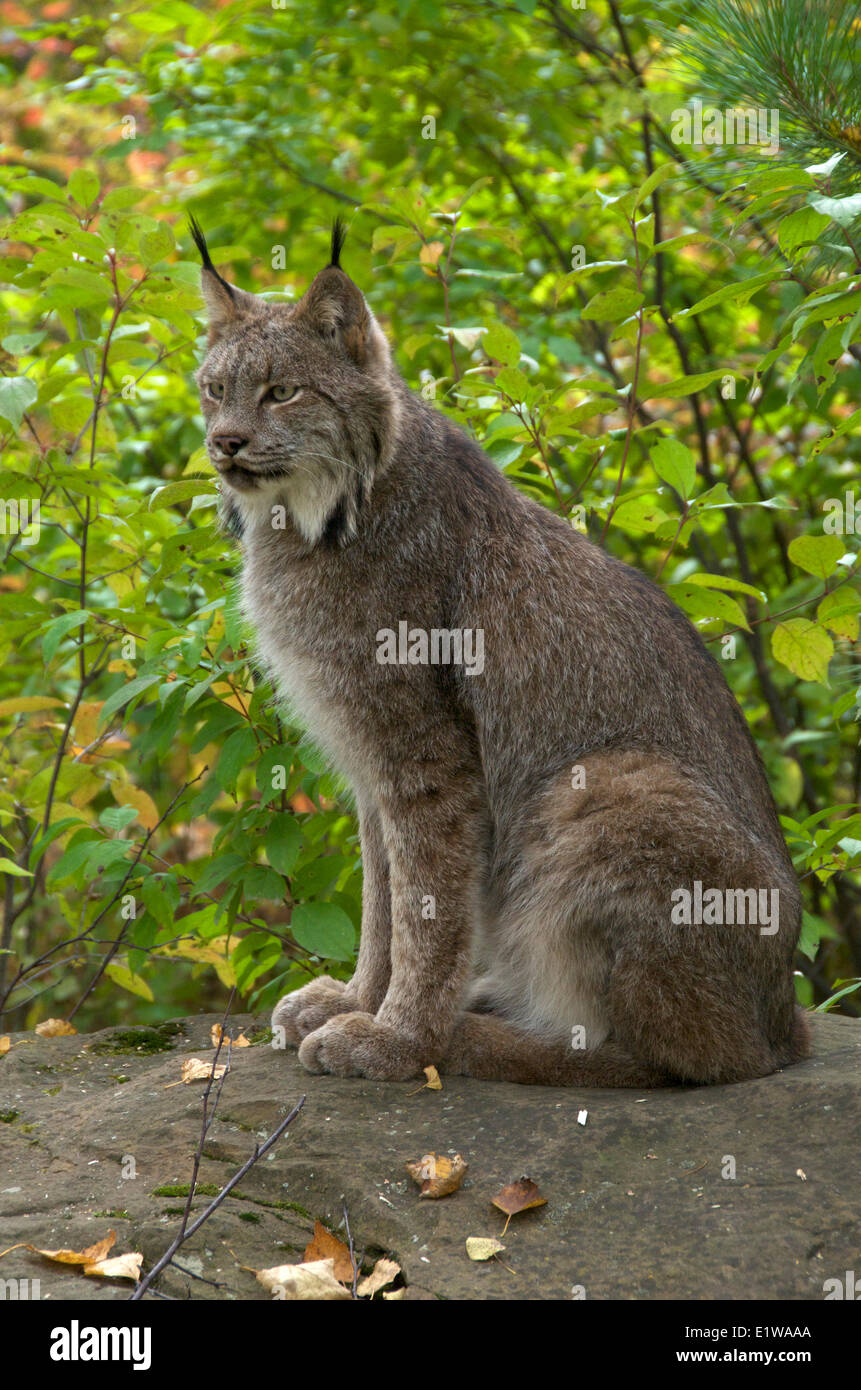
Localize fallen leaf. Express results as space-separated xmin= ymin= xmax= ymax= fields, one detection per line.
xmin=83 ymin=1252 xmax=143 ymax=1281
xmin=302 ymin=1221 xmax=354 ymax=1284
xmin=405 ymin=1151 xmax=468 ymax=1198
xmin=796 ymin=1168 xmax=807 ymax=1181
xmin=256 ymin=1258 xmax=351 ymax=1301
xmin=173 ymin=1057 xmax=227 ymax=1085
xmin=466 ymin=1236 xmax=506 ymax=1262
xmin=35 ymin=1018 xmax=77 ymax=1037
xmin=407 ymin=1064 xmax=443 ymax=1096
xmin=382 ymin=1287 xmax=405 ymax=1300
xmin=356 ymin=1257 xmax=401 ymax=1297
xmin=0 ymin=1230 xmax=116 ymax=1265
xmin=491 ymin=1176 xmax=547 ymax=1235
xmin=210 ymin=1023 xmax=251 ymax=1049
xmin=0 ymin=1036 xmax=10 ymax=1055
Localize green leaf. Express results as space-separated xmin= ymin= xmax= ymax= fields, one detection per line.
xmin=43 ymin=610 xmax=89 ymax=665
xmin=772 ymin=620 xmax=833 ymax=685
xmin=650 ymin=438 xmax=696 ymax=499
xmin=683 ymin=573 xmax=766 ymax=602
xmin=98 ymin=674 xmax=162 ymax=727
xmin=265 ymin=816 xmax=302 ymax=877
xmin=631 ymin=162 xmax=676 ymax=212
xmin=675 ymin=272 xmax=776 ymax=319
xmin=778 ymin=207 xmax=831 ymax=255
xmin=244 ymin=865 xmax=286 ymax=901
xmin=668 ymin=585 xmax=750 ymax=631
xmin=581 ymin=286 xmax=643 ymax=322
xmin=149 ymin=479 xmax=217 ymax=510
xmin=787 ymin=534 xmax=846 ymax=579
xmin=0 ymin=858 xmax=33 ymax=877
xmin=610 ymin=496 xmax=669 ymax=535
xmin=482 ymin=322 xmax=520 ymax=367
xmin=1 ymin=331 xmax=47 ymax=356
xmin=0 ymin=376 xmax=38 ymax=430
xmin=290 ymin=902 xmax=355 ymax=961
xmin=68 ymin=168 xmax=100 ymax=208
xmin=645 ymin=370 xmax=735 ymax=399
xmin=99 ymin=806 xmax=139 ymax=831
xmin=216 ymin=728 xmax=258 ymax=791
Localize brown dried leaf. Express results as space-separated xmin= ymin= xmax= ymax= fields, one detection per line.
xmin=83 ymin=1252 xmax=143 ymax=1282
xmin=356 ymin=1257 xmax=401 ymax=1298
xmin=491 ymin=1177 xmax=547 ymax=1234
xmin=179 ymin=1057 xmax=226 ymax=1084
xmin=210 ymin=1023 xmax=251 ymax=1048
xmin=302 ymin=1221 xmax=354 ymax=1284
xmin=256 ymin=1258 xmax=351 ymax=1301
xmin=405 ymin=1151 xmax=468 ymax=1198
xmin=35 ymin=1018 xmax=77 ymax=1037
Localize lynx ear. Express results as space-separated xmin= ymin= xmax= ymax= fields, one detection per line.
xmin=294 ymin=218 xmax=387 ymax=369
xmin=189 ymin=216 xmax=261 ymax=342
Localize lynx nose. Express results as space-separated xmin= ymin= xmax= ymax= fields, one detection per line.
xmin=211 ymin=434 xmax=248 ymax=459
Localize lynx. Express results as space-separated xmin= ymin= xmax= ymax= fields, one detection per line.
xmin=192 ymin=216 xmax=809 ymax=1086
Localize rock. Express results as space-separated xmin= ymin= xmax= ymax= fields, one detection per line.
xmin=0 ymin=1012 xmax=858 ymax=1300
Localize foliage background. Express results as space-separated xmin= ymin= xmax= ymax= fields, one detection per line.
xmin=0 ymin=0 xmax=859 ymax=1033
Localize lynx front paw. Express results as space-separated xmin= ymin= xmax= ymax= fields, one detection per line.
xmin=271 ymin=978 xmax=357 ymax=1046
xmin=297 ymin=1012 xmax=427 ymax=1081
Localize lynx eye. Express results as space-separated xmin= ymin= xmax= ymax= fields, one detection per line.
xmin=268 ymin=385 xmax=299 ymax=403
xmin=206 ymin=381 xmax=224 ymax=400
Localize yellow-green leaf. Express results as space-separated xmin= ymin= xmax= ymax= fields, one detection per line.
xmin=788 ymin=534 xmax=846 ymax=579
xmin=772 ymin=619 xmax=833 ymax=685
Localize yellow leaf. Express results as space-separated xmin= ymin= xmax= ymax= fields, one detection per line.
xmin=35 ymin=1018 xmax=77 ymax=1037
xmin=466 ymin=1236 xmax=506 ymax=1261
xmin=105 ymin=963 xmax=154 ymax=1001
xmin=419 ymin=241 xmax=445 ymax=268
xmin=111 ymin=780 xmax=159 ymax=830
xmin=0 ymin=1230 xmax=116 ymax=1265
xmin=0 ymin=697 xmax=65 ymax=716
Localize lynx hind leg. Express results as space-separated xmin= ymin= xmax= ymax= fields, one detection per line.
xmin=461 ymin=750 xmax=801 ymax=1088
xmin=272 ymin=977 xmax=357 ymax=1046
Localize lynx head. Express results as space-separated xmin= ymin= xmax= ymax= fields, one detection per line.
xmin=191 ymin=216 xmax=402 ymax=545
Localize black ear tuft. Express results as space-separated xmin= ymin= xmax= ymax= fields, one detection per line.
xmin=329 ymin=216 xmax=347 ymax=269
xmin=189 ymin=215 xmax=235 ymax=301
